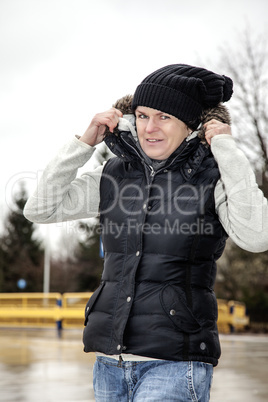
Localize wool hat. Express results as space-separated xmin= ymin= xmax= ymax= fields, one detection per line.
xmin=132 ymin=64 xmax=233 ymax=127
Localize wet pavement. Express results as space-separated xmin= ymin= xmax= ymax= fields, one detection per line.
xmin=211 ymin=334 xmax=268 ymax=401
xmin=0 ymin=328 xmax=267 ymax=401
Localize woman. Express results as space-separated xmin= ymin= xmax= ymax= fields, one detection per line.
xmin=24 ymin=64 xmax=268 ymax=401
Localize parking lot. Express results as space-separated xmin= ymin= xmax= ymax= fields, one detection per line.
xmin=0 ymin=329 xmax=267 ymax=401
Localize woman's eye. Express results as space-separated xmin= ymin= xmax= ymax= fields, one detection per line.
xmin=161 ymin=115 xmax=170 ymax=120
xmin=138 ymin=114 xmax=147 ymax=119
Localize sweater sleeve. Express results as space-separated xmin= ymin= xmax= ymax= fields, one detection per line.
xmin=23 ymin=137 xmax=103 ymax=223
xmin=211 ymin=134 xmax=268 ymax=253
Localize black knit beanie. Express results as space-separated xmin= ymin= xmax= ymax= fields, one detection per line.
xmin=132 ymin=64 xmax=233 ymax=128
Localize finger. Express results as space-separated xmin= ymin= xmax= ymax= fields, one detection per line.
xmin=112 ymin=107 xmax=123 ymax=118
xmin=104 ymin=108 xmax=123 ymax=132
xmin=203 ymin=118 xmax=221 ymax=127
xmin=92 ymin=110 xmax=119 ymax=132
xmin=105 ymin=115 xmax=120 ymax=133
xmin=205 ymin=132 xmax=212 ymax=145
xmin=109 ymin=109 xmax=124 ymax=132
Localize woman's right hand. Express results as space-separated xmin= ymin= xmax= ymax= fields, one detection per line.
xmin=79 ymin=108 xmax=123 ymax=146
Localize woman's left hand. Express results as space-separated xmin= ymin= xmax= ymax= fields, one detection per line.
xmin=203 ymin=119 xmax=232 ymax=145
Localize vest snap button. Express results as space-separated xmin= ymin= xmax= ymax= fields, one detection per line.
xmin=188 ymin=168 xmax=192 ymax=174
xmin=170 ymin=309 xmax=176 ymax=316
xmin=117 ymin=344 xmax=121 ymax=351
xmin=200 ymin=342 xmax=206 ymax=350
xmin=136 ymin=251 xmax=140 ymax=256
xmin=127 ymin=297 xmax=131 ymax=302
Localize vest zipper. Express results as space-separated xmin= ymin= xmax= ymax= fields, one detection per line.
xmin=117 ymin=354 xmax=123 ymax=367
xmin=154 ymin=144 xmax=190 ymax=176
xmin=120 ymin=135 xmax=189 ymax=180
xmin=120 ymin=136 xmax=156 ymax=181
xmin=149 ymin=165 xmax=155 ymax=177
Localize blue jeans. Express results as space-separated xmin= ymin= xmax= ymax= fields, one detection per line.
xmin=93 ymin=356 xmax=213 ymax=401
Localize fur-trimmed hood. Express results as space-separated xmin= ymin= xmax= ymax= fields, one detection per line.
xmin=105 ymin=94 xmax=231 ymax=144
xmin=103 ymin=94 xmax=232 ymax=168
xmin=105 ymin=95 xmax=231 ymax=142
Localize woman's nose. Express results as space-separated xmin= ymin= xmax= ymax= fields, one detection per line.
xmin=145 ymin=117 xmax=158 ymax=133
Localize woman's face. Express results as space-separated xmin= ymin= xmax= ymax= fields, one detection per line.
xmin=135 ymin=106 xmax=189 ymax=160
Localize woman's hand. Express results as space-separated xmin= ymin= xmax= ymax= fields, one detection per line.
xmin=203 ymin=119 xmax=232 ymax=145
xmin=79 ymin=108 xmax=123 ymax=146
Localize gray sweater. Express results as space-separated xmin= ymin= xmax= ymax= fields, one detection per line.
xmin=24 ymin=132 xmax=268 ymax=253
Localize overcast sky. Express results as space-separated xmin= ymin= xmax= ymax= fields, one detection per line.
xmin=1 ymin=0 xmax=268 ymax=246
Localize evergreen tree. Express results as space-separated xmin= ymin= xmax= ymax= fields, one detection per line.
xmin=0 ymin=183 xmax=44 ymax=292
xmin=73 ymin=143 xmax=112 ymax=291
xmin=74 ymin=219 xmax=104 ymax=291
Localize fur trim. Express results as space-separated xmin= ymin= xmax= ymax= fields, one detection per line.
xmin=104 ymin=95 xmax=134 ymax=137
xmin=105 ymin=95 xmax=231 ymax=143
xmin=113 ymin=94 xmax=133 ymax=114
xmin=198 ymin=103 xmax=231 ymax=142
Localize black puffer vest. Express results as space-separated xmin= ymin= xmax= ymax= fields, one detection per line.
xmin=83 ymin=131 xmax=228 ymax=366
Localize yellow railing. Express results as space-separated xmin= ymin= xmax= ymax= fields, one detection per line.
xmin=61 ymin=292 xmax=93 ymax=328
xmin=0 ymin=293 xmax=63 ymax=328
xmin=0 ymin=292 xmax=94 ymax=329
xmin=0 ymin=293 xmax=249 ymax=333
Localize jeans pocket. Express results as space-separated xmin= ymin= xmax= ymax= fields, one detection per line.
xmin=160 ymin=284 xmax=201 ymax=333
xmin=188 ymin=361 xmax=213 ymax=402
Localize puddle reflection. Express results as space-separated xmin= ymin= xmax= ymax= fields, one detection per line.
xmin=0 ymin=329 xmax=267 ymax=401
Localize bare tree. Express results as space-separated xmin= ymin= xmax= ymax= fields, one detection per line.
xmin=218 ymin=28 xmax=268 ymax=191
xmin=214 ymin=29 xmax=268 ymax=326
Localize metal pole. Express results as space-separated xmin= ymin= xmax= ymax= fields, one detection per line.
xmin=43 ymin=226 xmax=50 ymax=293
